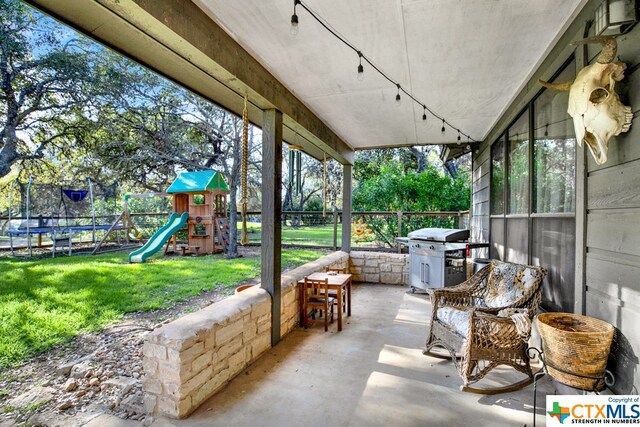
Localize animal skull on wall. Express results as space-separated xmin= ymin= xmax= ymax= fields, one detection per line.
xmin=540 ymin=36 xmax=633 ymax=165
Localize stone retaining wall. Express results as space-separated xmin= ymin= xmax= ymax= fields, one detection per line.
xmin=143 ymin=251 xmax=348 ymax=418
xmin=348 ymin=251 xmax=408 ymax=285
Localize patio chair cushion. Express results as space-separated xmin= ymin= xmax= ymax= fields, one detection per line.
xmin=482 ymin=262 xmax=540 ymax=308
xmin=437 ymin=306 xmax=470 ymax=336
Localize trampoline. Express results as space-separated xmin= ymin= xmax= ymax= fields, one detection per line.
xmin=6 ymin=227 xmax=56 ymax=236
xmin=4 ymin=177 xmax=124 ymax=257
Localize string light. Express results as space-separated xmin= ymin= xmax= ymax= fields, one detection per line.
xmin=544 ymin=123 xmax=549 ymax=137
xmin=457 ymin=129 xmax=461 ymax=144
xmin=289 ymin=0 xmax=477 ymax=143
xmin=290 ymin=0 xmax=300 ymax=36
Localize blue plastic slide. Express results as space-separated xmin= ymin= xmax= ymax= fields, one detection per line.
xmin=128 ymin=212 xmax=189 ymax=263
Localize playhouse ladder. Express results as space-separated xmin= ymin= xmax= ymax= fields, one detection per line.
xmin=215 ymin=217 xmax=230 ymax=251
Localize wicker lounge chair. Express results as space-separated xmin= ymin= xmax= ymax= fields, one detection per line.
xmin=423 ymin=260 xmax=547 ymax=394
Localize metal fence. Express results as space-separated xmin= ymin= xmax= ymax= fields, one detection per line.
xmin=0 ymin=210 xmax=469 ymax=251
xmin=233 ymin=210 xmax=469 ymax=250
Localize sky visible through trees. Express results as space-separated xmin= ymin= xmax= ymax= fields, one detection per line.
xmin=0 ymin=0 xmax=471 ymax=230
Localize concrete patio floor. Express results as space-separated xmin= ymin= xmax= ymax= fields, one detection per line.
xmin=147 ymin=284 xmax=555 ymax=427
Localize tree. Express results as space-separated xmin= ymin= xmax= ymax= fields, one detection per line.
xmin=0 ymin=0 xmax=111 ymax=178
xmin=353 ymin=162 xmax=470 ymax=246
xmin=185 ymin=96 xmax=260 ymax=258
xmin=282 ymin=149 xmax=320 ymax=227
xmin=353 ymin=148 xmax=398 ymax=183
xmin=82 ymin=71 xmax=263 ymax=257
xmin=281 ymin=149 xmax=342 ymax=228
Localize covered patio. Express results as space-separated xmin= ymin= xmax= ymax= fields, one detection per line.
xmin=24 ymin=0 xmax=640 ymax=424
xmin=144 ymin=284 xmax=554 ymax=427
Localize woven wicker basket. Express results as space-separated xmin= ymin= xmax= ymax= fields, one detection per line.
xmin=536 ymin=313 xmax=614 ymax=391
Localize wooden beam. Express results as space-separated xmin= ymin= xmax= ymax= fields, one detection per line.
xmin=261 ymin=109 xmax=283 ymax=346
xmin=341 ymin=164 xmax=352 ymax=252
xmin=24 ymin=0 xmax=353 ymax=165
xmin=574 ymin=37 xmax=589 ymax=316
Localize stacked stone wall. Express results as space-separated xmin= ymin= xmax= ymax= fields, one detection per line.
xmin=348 ymin=251 xmax=408 ymax=285
xmin=143 ymin=251 xmax=349 ymax=418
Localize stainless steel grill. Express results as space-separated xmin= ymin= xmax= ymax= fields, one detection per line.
xmin=403 ymin=228 xmax=469 ymax=292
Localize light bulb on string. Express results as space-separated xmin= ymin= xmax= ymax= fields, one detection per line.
xmin=284 ymin=2 xmax=476 ymax=146
xmin=544 ymin=124 xmax=549 ymax=137
xmin=290 ymin=0 xmax=300 ymax=35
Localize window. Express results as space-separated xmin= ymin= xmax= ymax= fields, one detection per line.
xmin=532 ymin=57 xmax=577 ymax=311
xmin=487 ymin=57 xmax=576 ymax=312
xmin=490 ymin=137 xmax=505 ymax=259
xmin=490 ymin=137 xmax=505 ymax=215
xmin=533 ymin=62 xmax=576 ymax=214
xmin=193 ymin=194 xmax=205 ymax=205
xmin=507 ymin=110 xmax=529 ymax=214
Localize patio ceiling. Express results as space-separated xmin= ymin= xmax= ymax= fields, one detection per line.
xmin=194 ymin=0 xmax=586 ymax=150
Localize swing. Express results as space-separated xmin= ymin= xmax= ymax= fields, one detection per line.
xmin=241 ymin=95 xmax=249 ymax=245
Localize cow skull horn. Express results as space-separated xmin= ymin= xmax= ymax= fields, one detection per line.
xmin=571 ymin=35 xmax=617 ymax=64
xmin=538 ymin=34 xmax=631 ymax=165
xmin=538 ymin=80 xmax=572 ymax=91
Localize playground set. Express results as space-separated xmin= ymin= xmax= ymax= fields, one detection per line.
xmin=2 ymin=171 xmax=231 ymax=260
xmin=128 ymin=170 xmax=231 ymax=263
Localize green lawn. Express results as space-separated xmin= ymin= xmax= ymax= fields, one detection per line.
xmin=0 ymin=248 xmax=323 ymax=368
xmin=241 ymin=222 xmax=342 ymax=247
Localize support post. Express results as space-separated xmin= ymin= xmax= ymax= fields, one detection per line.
xmin=261 ymin=109 xmax=283 ymax=346
xmin=341 ymin=164 xmax=352 ymax=252
xmin=332 ymin=208 xmax=338 ymax=251
xmin=397 ymin=210 xmax=403 ymax=254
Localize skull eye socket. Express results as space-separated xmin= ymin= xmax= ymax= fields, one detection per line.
xmin=589 ymin=87 xmax=609 ymax=104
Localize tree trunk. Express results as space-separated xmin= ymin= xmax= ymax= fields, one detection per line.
xmin=0 ymin=129 xmax=19 ymax=178
xmin=409 ymin=146 xmax=427 ymax=173
xmin=226 ymin=131 xmax=242 ymax=258
xmin=227 ymin=186 xmax=238 ymax=258
xmin=282 ymin=183 xmax=293 ymax=226
xmin=443 ymin=161 xmax=458 ymax=178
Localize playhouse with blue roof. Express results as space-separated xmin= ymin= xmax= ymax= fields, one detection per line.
xmin=167 ymin=170 xmax=230 ymax=255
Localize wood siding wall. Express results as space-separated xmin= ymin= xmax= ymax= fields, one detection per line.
xmin=471 ymin=1 xmax=640 ymax=393
xmin=471 ymin=145 xmax=490 ymax=258
xmin=583 ymin=32 xmax=640 ymax=394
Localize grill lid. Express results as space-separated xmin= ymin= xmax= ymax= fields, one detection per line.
xmin=407 ymin=227 xmax=469 ymax=242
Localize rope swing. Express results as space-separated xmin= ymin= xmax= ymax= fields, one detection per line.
xmin=323 ymin=152 xmax=327 ymax=218
xmin=241 ymin=95 xmax=249 ymax=245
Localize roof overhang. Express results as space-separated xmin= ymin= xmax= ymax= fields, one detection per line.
xmin=193 ymin=0 xmax=586 ymax=150
xmin=25 ymin=0 xmax=588 ymax=163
